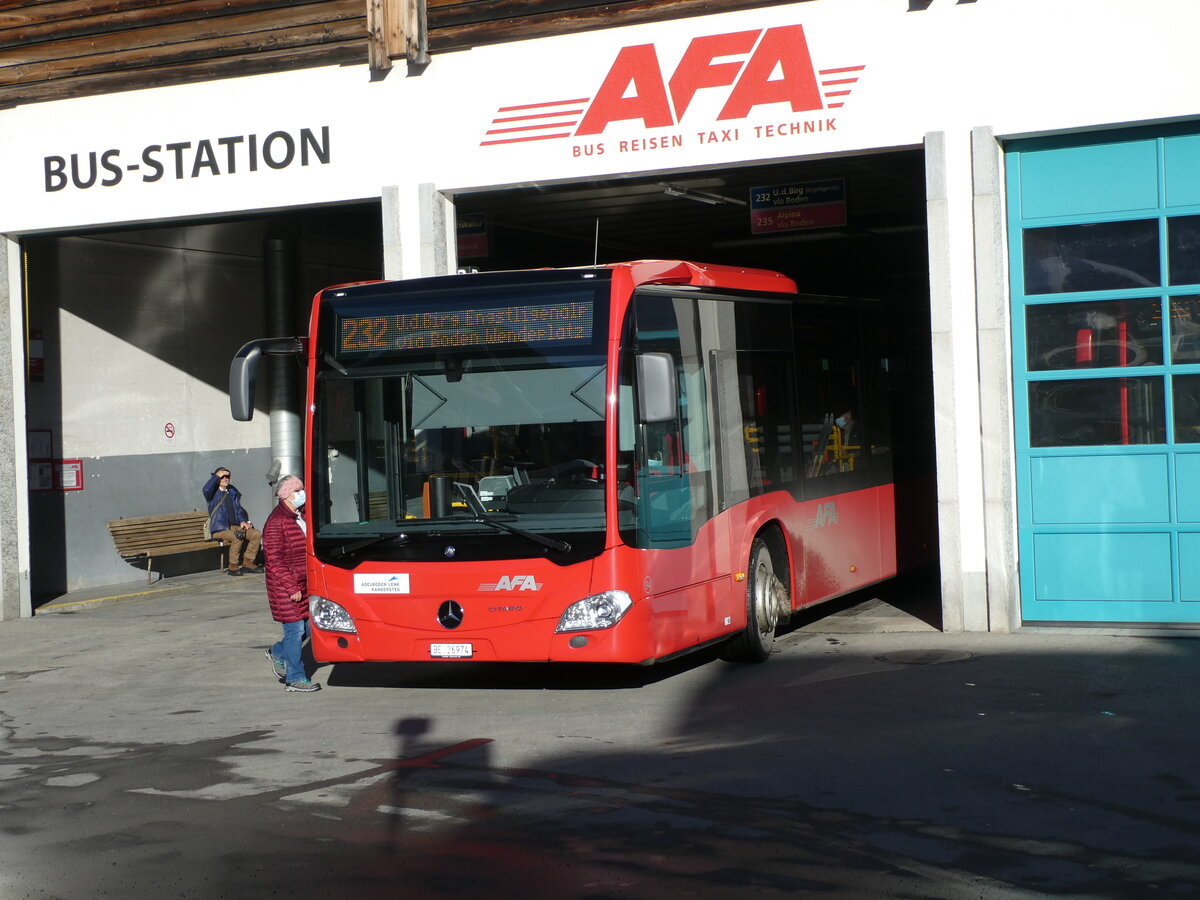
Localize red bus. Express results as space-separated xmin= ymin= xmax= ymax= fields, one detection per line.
xmin=231 ymin=260 xmax=920 ymax=666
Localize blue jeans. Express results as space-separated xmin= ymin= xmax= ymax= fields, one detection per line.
xmin=272 ymin=619 xmax=310 ymax=684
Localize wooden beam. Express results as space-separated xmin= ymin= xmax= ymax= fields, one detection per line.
xmin=406 ymin=0 xmax=428 ymax=65
xmin=0 ymin=43 xmax=363 ymax=108
xmin=1 ymin=3 xmax=362 ymax=67
xmin=367 ymin=0 xmax=426 ymax=71
xmin=427 ymin=0 xmax=804 ymax=51
xmin=0 ymin=1 xmax=328 ymax=45
xmin=0 ymin=0 xmax=806 ymax=108
xmin=366 ymin=0 xmax=386 ymax=69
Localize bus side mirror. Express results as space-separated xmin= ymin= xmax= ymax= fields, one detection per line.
xmin=229 ymin=337 xmax=306 ymax=421
xmin=229 ymin=344 xmax=262 ymax=422
xmin=636 ymin=352 xmax=677 ymax=423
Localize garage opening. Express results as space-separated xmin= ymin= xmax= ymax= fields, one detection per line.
xmin=24 ymin=203 xmax=383 ymax=603
xmin=453 ymin=149 xmax=939 ymax=626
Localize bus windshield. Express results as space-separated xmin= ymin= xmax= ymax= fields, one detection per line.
xmin=311 ymin=276 xmax=611 ymax=555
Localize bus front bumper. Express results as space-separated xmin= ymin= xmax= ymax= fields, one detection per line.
xmin=307 ymin=597 xmax=658 ymax=665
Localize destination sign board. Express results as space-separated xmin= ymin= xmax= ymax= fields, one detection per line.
xmin=337 ymin=299 xmax=595 ymax=355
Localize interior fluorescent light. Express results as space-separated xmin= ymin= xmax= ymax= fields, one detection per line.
xmin=661 ymin=184 xmax=747 ymax=207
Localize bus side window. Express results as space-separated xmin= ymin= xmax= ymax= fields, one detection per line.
xmin=618 ymin=293 xmax=714 ymax=548
xmin=737 ymin=352 xmax=798 ymax=493
xmin=795 ymin=308 xmax=868 ymax=496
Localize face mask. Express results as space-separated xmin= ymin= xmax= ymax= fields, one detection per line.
xmin=291 ymin=490 xmax=306 ymax=508
xmin=835 ymin=417 xmax=846 ymax=428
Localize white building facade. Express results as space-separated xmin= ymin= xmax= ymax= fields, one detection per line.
xmin=2 ymin=0 xmax=1196 ymax=630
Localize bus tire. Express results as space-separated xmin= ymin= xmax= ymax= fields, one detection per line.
xmin=723 ymin=535 xmax=782 ymax=663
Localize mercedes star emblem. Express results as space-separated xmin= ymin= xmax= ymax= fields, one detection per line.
xmin=437 ymin=600 xmax=465 ymax=630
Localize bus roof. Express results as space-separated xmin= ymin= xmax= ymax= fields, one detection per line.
xmin=609 ymin=260 xmax=798 ymax=294
xmin=318 ymin=260 xmax=798 ymax=300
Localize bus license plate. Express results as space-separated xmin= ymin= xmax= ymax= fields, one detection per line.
xmin=430 ymin=643 xmax=473 ymax=659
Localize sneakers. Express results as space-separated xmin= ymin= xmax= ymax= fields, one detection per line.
xmin=227 ymin=568 xmax=242 ymax=577
xmin=268 ymin=650 xmax=316 ymax=691
xmin=242 ymin=565 xmax=263 ymax=575
xmin=265 ymin=649 xmax=287 ymax=681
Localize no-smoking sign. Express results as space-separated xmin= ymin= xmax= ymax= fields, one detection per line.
xmin=164 ymin=422 xmax=176 ymax=442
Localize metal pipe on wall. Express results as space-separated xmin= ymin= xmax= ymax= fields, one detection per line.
xmin=264 ymin=232 xmax=302 ymax=487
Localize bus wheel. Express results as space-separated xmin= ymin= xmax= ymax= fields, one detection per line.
xmin=724 ymin=536 xmax=782 ymax=663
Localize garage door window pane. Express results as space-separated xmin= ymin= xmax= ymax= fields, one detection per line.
xmin=1026 ymin=298 xmax=1162 ymax=370
xmin=1023 ymin=220 xmax=1160 ymax=295
xmin=1174 ymin=374 xmax=1200 ymax=443
xmin=1169 ymin=216 xmax=1200 ymax=286
xmin=1170 ymin=295 xmax=1200 ymax=363
xmin=1029 ymin=377 xmax=1164 ymax=446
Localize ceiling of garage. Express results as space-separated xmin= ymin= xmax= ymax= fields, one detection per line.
xmin=453 ymin=148 xmax=929 ymax=301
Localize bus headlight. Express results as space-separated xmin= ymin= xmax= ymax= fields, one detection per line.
xmin=556 ymin=590 xmax=633 ymax=633
xmin=309 ymin=595 xmax=358 ymax=633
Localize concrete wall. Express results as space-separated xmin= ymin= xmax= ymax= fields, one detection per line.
xmin=1 ymin=236 xmax=31 ymax=617
xmin=25 ymin=212 xmax=381 ymax=598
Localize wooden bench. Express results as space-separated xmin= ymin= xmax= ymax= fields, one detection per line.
xmin=357 ymin=491 xmax=389 ymax=520
xmin=107 ymin=511 xmax=228 ymax=583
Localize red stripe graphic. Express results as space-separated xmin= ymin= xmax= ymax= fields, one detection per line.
xmin=485 ymin=121 xmax=580 ymax=135
xmin=493 ymin=109 xmax=585 ymax=124
xmin=496 ymin=98 xmax=590 ymax=112
xmin=817 ymin=64 xmax=864 ymax=109
xmin=480 ymin=132 xmax=576 ymax=146
xmin=482 ymin=97 xmax=592 ymax=146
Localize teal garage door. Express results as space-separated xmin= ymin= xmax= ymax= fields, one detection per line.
xmin=1009 ymin=126 xmax=1200 ymax=624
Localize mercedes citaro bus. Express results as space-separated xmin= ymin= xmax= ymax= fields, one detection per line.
xmin=230 ymin=260 xmax=930 ymax=667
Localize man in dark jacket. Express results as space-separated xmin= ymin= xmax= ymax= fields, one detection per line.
xmin=261 ymin=475 xmax=319 ymax=692
xmin=202 ymin=467 xmax=262 ymax=576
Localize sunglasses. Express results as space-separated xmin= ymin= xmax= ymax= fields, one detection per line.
xmin=219 ymin=473 xmax=231 ymax=479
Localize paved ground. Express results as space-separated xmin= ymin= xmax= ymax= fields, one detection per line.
xmin=33 ymin=565 xmax=945 ymax=630
xmin=3 ymin=573 xmax=1200 ymax=898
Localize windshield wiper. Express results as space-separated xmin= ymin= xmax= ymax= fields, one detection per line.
xmin=454 ymin=483 xmax=572 ymax=553
xmin=326 ymin=532 xmax=409 ymax=559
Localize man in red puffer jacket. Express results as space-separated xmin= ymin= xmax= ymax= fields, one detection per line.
xmin=261 ymin=475 xmax=320 ymax=692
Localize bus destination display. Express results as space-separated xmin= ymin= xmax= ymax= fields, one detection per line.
xmin=338 ymin=299 xmax=595 ymax=355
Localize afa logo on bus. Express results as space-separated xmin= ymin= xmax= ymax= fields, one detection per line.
xmin=479 ymin=575 xmax=543 ymax=592
xmin=480 ymin=24 xmax=864 ymax=146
